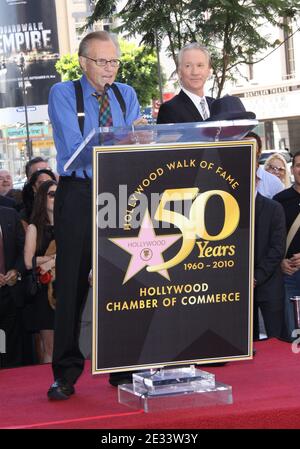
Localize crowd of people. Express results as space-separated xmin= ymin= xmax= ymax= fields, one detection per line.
xmin=0 ymin=31 xmax=299 ymax=402
xmin=0 ymin=158 xmax=58 ymax=368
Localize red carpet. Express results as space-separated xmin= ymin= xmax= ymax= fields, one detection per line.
xmin=1 ymin=338 xmax=300 ymax=429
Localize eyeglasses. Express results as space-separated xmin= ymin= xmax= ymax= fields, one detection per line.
xmin=47 ymin=191 xmax=56 ymax=198
xmin=83 ymin=56 xmax=121 ymax=67
xmin=267 ymin=164 xmax=286 ymax=173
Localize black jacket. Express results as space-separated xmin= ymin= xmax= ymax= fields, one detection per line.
xmin=157 ymin=90 xmax=214 ymax=124
xmin=0 ymin=194 xmax=16 ymax=209
xmin=254 ymin=192 xmax=285 ymax=304
xmin=0 ymin=206 xmax=25 ymax=306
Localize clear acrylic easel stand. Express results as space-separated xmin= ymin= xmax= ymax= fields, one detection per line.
xmin=118 ymin=365 xmax=233 ymax=413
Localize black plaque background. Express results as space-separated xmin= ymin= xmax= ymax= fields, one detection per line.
xmin=94 ymin=143 xmax=254 ymax=372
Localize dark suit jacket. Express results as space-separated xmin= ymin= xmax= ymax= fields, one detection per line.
xmin=0 ymin=206 xmax=25 ymax=306
xmin=157 ymin=90 xmax=214 ymax=124
xmin=0 ymin=194 xmax=16 ymax=209
xmin=254 ymin=192 xmax=285 ymax=305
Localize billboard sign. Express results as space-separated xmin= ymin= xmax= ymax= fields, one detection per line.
xmin=0 ymin=0 xmax=60 ymax=108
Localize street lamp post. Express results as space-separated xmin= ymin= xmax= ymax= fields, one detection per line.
xmin=18 ymin=55 xmax=32 ymax=160
xmin=155 ymin=31 xmax=164 ymax=104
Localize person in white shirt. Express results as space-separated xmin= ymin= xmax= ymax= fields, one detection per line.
xmin=245 ymin=132 xmax=284 ymax=199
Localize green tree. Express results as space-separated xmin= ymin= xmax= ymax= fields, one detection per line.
xmin=55 ymin=41 xmax=162 ymax=107
xmin=87 ymin=0 xmax=300 ymax=96
xmin=55 ymin=53 xmax=81 ymax=81
xmin=191 ymin=0 xmax=300 ymax=96
xmin=117 ymin=40 xmax=162 ymax=106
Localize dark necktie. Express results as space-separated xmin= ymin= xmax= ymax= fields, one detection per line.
xmin=0 ymin=229 xmax=6 ymax=274
xmin=93 ymin=90 xmax=113 ymax=127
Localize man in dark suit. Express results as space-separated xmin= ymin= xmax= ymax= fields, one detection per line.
xmin=254 ymin=190 xmax=286 ymax=340
xmin=157 ymin=43 xmax=214 ymax=124
xmin=0 ymin=206 xmax=25 ymax=367
xmin=0 ymin=194 xmax=16 ymax=209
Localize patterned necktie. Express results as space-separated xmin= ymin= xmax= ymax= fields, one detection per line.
xmin=0 ymin=229 xmax=5 ymax=275
xmin=93 ymin=90 xmax=113 ymax=127
xmin=199 ymin=97 xmax=209 ymax=120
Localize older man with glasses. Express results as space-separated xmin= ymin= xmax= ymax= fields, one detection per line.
xmin=47 ymin=30 xmax=146 ymax=400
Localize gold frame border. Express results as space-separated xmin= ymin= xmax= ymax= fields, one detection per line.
xmin=92 ymin=140 xmax=256 ymax=374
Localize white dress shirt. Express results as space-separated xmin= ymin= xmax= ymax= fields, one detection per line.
xmin=181 ymin=87 xmax=210 ymax=119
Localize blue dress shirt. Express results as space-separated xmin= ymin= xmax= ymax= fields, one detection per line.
xmin=48 ymin=75 xmax=142 ymax=178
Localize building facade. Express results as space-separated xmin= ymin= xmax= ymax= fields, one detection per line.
xmin=229 ymin=19 xmax=300 ymax=154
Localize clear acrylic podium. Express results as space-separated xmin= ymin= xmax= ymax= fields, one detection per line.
xmin=118 ymin=366 xmax=233 ymax=413
xmin=64 ymin=119 xmax=258 ymax=172
xmin=65 ymin=120 xmax=257 ymax=413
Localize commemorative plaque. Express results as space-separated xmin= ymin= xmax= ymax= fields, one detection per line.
xmin=87 ymin=125 xmax=256 ymax=374
xmin=65 ymin=122 xmax=257 ymax=411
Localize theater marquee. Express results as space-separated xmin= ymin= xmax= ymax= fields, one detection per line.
xmin=92 ymin=141 xmax=255 ymax=374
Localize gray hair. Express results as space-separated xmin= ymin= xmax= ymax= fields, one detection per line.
xmin=177 ymin=42 xmax=212 ymax=68
xmin=78 ymin=30 xmax=121 ymax=58
xmin=264 ymin=152 xmax=291 ymax=188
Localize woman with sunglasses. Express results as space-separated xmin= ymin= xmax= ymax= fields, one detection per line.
xmin=264 ymin=153 xmax=291 ymax=188
xmin=20 ymin=169 xmax=57 ymax=229
xmin=24 ymin=180 xmax=57 ymax=364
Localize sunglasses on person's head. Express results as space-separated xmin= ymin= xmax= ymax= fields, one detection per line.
xmin=47 ymin=190 xmax=56 ymax=198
